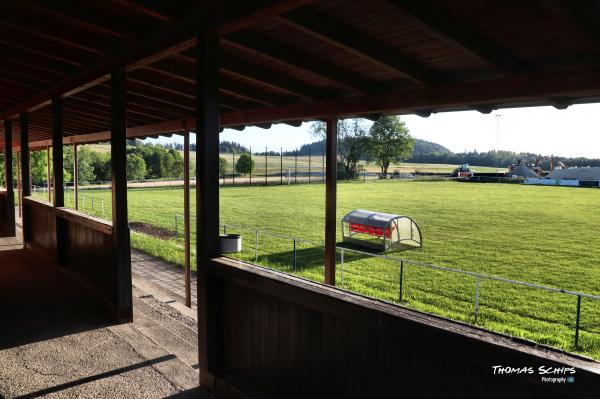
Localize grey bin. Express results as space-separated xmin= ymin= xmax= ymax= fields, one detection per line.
xmin=220 ymin=234 xmax=242 ymax=253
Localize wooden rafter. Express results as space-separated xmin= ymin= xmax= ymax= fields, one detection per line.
xmin=540 ymin=0 xmax=600 ymax=48
xmin=223 ymin=31 xmax=377 ymax=94
xmin=0 ymin=0 xmax=313 ymax=121
xmin=387 ymin=0 xmax=525 ymax=76
xmin=278 ymin=8 xmax=449 ymax=85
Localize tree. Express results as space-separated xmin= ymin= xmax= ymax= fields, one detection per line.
xmin=310 ymin=119 xmax=368 ymax=179
xmin=368 ymin=116 xmax=414 ymax=177
xmin=31 ymin=150 xmax=48 ymax=186
xmin=126 ymin=153 xmax=147 ymax=180
xmin=219 ymin=157 xmax=228 ymax=176
xmin=235 ymin=153 xmax=255 ymax=175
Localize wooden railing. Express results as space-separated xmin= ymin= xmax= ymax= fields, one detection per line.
xmin=203 ymin=257 xmax=600 ymax=399
xmin=24 ymin=197 xmax=123 ymax=319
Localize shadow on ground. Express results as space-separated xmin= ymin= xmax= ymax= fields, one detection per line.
xmin=0 ymin=249 xmax=111 ymax=350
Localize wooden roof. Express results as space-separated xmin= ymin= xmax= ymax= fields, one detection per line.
xmin=2 ymin=0 xmax=600 ymax=149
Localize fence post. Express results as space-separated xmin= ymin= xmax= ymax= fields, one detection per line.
xmin=280 ymin=147 xmax=283 ymax=185
xmin=249 ymin=146 xmax=252 ymax=186
xmin=308 ymin=148 xmax=311 ymax=183
xmin=293 ymin=239 xmax=297 ymax=272
xmin=223 ymin=224 xmax=228 ymax=235
xmin=232 ymin=152 xmax=235 ymax=185
xmin=265 ymin=146 xmax=268 ymax=186
xmin=575 ymin=294 xmax=582 ymax=348
xmin=322 ymin=148 xmax=325 ymax=183
xmin=295 ymin=150 xmax=298 ymax=183
xmin=255 ymin=230 xmax=259 ymax=262
xmin=340 ymin=248 xmax=344 ymax=287
xmin=399 ymin=260 xmax=404 ymax=302
xmin=474 ymin=276 xmax=481 ymax=324
xmin=175 ymin=214 xmax=179 ymax=239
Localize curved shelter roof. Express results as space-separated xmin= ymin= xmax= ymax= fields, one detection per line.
xmin=342 ymin=210 xmax=407 ymax=229
xmin=1 ymin=0 xmax=600 ymax=149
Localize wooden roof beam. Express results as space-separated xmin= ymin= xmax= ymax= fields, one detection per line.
xmin=278 ymin=8 xmax=449 ymax=85
xmin=141 ymin=62 xmax=293 ymax=107
xmin=540 ymin=0 xmax=600 ymax=48
xmin=21 ymin=64 xmax=600 ymax=151
xmin=387 ymin=0 xmax=525 ymax=76
xmin=0 ymin=0 xmax=313 ymax=120
xmin=175 ymin=52 xmax=328 ymax=101
xmin=223 ymin=32 xmax=376 ymax=95
xmin=107 ymin=0 xmax=173 ymax=22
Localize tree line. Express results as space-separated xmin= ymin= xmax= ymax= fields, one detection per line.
xmin=0 ymin=143 xmax=184 ymax=187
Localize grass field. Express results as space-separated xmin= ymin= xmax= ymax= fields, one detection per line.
xmin=33 ymin=179 xmax=600 ymax=359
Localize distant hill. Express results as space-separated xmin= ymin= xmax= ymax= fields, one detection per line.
xmin=282 ymin=138 xmax=451 ymax=157
xmin=412 ymin=139 xmax=452 ymax=155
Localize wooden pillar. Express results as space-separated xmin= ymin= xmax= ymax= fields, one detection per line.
xmin=110 ymin=68 xmax=132 ymax=323
xmin=16 ymin=151 xmax=21 ymax=218
xmin=20 ymin=113 xmax=31 ymax=241
xmin=20 ymin=113 xmax=30 ymax=198
xmin=52 ymin=98 xmax=64 ymax=208
xmin=184 ymin=130 xmax=192 ymax=308
xmin=46 ymin=145 xmax=51 ymax=202
xmin=324 ymin=117 xmax=337 ymax=286
xmin=3 ymin=120 xmax=15 ymax=236
xmin=196 ymin=29 xmax=221 ymax=382
xmin=74 ymin=144 xmax=79 ymax=210
xmin=52 ymin=97 xmax=66 ymax=265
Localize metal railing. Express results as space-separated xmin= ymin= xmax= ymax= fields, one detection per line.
xmin=222 ymin=223 xmax=600 ymax=349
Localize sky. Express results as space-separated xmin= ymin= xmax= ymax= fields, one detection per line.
xmin=152 ymin=103 xmax=600 ymax=159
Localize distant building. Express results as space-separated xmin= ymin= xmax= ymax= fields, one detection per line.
xmin=546 ymin=167 xmax=600 ymax=181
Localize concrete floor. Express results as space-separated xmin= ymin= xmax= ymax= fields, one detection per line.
xmin=0 ymin=243 xmax=212 ymax=399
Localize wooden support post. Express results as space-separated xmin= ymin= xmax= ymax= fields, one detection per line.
xmin=196 ymin=29 xmax=222 ymax=383
xmin=52 ymin=97 xmax=66 ymax=264
xmin=3 ymin=120 xmax=15 ymax=236
xmin=20 ymin=113 xmax=31 ymax=241
xmin=111 ymin=69 xmax=133 ymax=323
xmin=52 ymin=98 xmax=64 ymax=208
xmin=184 ymin=130 xmax=192 ymax=308
xmin=29 ymin=151 xmax=32 ymax=197
xmin=46 ymin=145 xmax=51 ymax=202
xmin=74 ymin=144 xmax=79 ymax=210
xmin=16 ymin=152 xmax=21 ymax=218
xmin=324 ymin=117 xmax=337 ymax=286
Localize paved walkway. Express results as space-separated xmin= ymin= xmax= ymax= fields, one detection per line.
xmin=132 ymin=250 xmax=197 ymax=307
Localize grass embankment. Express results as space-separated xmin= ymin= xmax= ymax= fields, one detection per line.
xmin=33 ymin=179 xmax=600 ymax=359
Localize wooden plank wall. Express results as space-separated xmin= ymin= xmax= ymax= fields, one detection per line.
xmin=207 ymin=258 xmax=600 ymax=399
xmin=63 ymin=212 xmax=116 ymax=305
xmin=24 ymin=198 xmax=119 ymax=316
xmin=26 ymin=199 xmax=56 ymax=253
